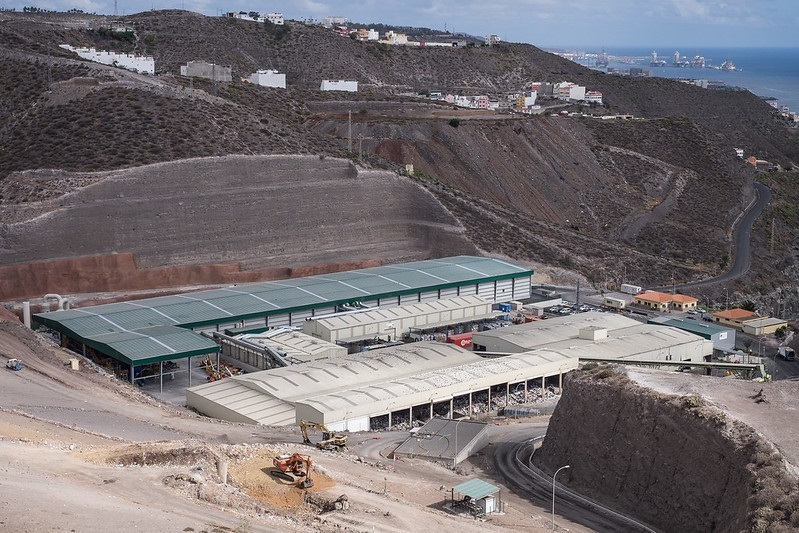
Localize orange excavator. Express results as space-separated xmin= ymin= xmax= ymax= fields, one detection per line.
xmin=270 ymin=453 xmax=314 ymax=489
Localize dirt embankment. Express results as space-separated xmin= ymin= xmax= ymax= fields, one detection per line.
xmin=0 ymin=154 xmax=476 ymax=300
xmin=535 ymin=366 xmax=799 ymax=532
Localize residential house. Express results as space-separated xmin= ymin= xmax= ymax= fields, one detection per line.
xmin=712 ymin=308 xmax=757 ymax=329
xmin=632 ymin=291 xmax=698 ymax=312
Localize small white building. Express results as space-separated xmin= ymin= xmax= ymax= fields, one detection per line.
xmin=180 ymin=61 xmax=232 ymax=82
xmin=322 ymin=16 xmax=348 ymax=27
xmin=555 ymin=81 xmax=586 ymax=102
xmin=251 ymin=69 xmax=286 ymax=88
xmin=320 ymin=79 xmax=358 ymax=92
xmin=585 ymin=91 xmax=603 ymax=105
xmin=485 ymin=34 xmax=501 ymax=46
xmin=266 ymin=12 xmax=284 ymax=25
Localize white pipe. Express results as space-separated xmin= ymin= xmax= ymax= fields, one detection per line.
xmin=43 ymin=294 xmax=69 ymax=311
xmin=23 ymin=302 xmax=31 ymax=328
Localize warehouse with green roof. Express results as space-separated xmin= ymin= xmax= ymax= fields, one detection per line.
xmin=33 ymin=256 xmax=533 ymax=386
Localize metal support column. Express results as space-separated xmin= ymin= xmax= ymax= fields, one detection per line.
xmin=130 ymin=363 xmax=134 ymax=384
xmin=559 ymin=371 xmax=563 ymax=389
xmin=188 ymin=356 xmax=192 ymax=387
xmin=487 ymin=387 xmax=491 ymax=410
xmin=408 ymin=407 xmax=412 ymax=425
xmin=388 ymin=411 xmax=392 ymax=429
xmin=450 ymin=398 xmax=454 ymax=417
xmin=159 ymin=361 xmax=164 ymax=393
xmin=429 ymin=402 xmax=433 ymax=421
xmin=506 ymin=382 xmax=510 ymax=405
xmin=469 ymin=392 xmax=472 ymax=414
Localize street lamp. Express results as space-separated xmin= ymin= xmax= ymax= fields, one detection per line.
xmin=552 ymin=464 xmax=570 ymax=531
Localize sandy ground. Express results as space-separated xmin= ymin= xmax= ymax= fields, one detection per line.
xmin=0 ymin=318 xmax=572 ymax=532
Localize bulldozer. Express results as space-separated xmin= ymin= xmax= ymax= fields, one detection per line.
xmin=270 ymin=453 xmax=314 ymax=489
xmin=299 ymin=420 xmax=348 ymax=450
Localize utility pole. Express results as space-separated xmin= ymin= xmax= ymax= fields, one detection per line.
xmin=348 ymin=110 xmax=352 ymax=152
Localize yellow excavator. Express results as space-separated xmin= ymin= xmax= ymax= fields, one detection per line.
xmin=299 ymin=420 xmax=348 ymax=450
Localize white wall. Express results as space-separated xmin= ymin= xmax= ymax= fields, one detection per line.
xmin=59 ymin=44 xmax=154 ymax=74
xmin=320 ymin=80 xmax=358 ymax=92
xmin=251 ymin=70 xmax=286 ymax=88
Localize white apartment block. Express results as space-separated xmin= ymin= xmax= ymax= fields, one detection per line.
xmin=555 ymin=81 xmax=586 ymax=102
xmin=251 ymin=69 xmax=286 ymax=88
xmin=227 ymin=11 xmax=284 ymax=24
xmin=59 ymin=44 xmax=154 ymax=74
xmin=320 ymin=80 xmax=358 ymax=92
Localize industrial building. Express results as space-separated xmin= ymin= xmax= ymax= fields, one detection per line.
xmin=394 ymin=418 xmax=489 ymax=466
xmin=472 ymin=312 xmax=713 ymax=363
xmin=214 ymin=328 xmax=347 ymax=369
xmin=649 ymin=317 xmax=736 ymax=352
xmin=186 ymin=341 xmax=578 ymax=431
xmin=34 ymin=256 xmax=533 ymax=386
xmin=301 ymin=295 xmax=501 ymax=348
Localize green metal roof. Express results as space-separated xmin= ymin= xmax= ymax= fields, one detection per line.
xmin=653 ymin=318 xmax=733 ymax=339
xmin=452 ymin=478 xmax=500 ymax=499
xmin=33 ymin=256 xmax=532 ymax=365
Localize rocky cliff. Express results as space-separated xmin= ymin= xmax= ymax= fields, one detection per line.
xmin=535 ymin=366 xmax=799 ymax=532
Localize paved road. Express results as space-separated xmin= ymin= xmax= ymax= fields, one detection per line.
xmin=674 ymin=182 xmax=771 ymax=291
xmin=493 ymin=433 xmax=657 ymax=532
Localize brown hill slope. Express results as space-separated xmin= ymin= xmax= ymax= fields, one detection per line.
xmin=0 ymin=155 xmax=476 ymax=299
xmin=1 ymin=10 xmax=797 ymax=297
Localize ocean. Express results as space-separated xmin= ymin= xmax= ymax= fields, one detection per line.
xmin=579 ymin=47 xmax=799 ymax=112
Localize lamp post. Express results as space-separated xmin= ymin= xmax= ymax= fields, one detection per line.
xmin=552 ymin=464 xmax=570 ymax=531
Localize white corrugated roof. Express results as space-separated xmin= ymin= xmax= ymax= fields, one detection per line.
xmin=295 ymin=349 xmax=578 ymax=423
xmin=186 ymin=342 xmax=482 ymax=425
xmin=472 ymin=312 xmax=642 ymax=349
xmin=243 ymin=329 xmax=346 ymax=362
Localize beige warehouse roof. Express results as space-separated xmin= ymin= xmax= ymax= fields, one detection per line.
xmin=241 ymin=329 xmax=346 ymax=363
xmin=186 ymin=342 xmax=481 ymax=425
xmin=473 ymin=312 xmax=639 ymax=350
xmin=302 ymin=295 xmax=498 ymax=342
xmin=295 ymin=349 xmax=577 ymax=424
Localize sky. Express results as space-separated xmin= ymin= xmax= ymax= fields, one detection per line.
xmin=4 ymin=0 xmax=798 ymax=48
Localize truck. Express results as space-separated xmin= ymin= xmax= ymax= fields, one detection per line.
xmin=778 ymin=346 xmax=796 ymax=361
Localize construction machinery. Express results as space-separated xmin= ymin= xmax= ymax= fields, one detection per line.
xmin=270 ymin=453 xmax=314 ymax=488
xmin=299 ymin=420 xmax=348 ymax=450
xmin=5 ymin=358 xmax=22 ymax=371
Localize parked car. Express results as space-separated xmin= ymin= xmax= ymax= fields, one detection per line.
xmin=687 ymin=309 xmax=697 ymax=315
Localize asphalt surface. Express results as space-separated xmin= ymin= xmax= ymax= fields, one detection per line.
xmin=492 ymin=432 xmax=657 ymax=532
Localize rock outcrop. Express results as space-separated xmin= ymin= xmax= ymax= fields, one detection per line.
xmin=535 ymin=365 xmax=799 ymax=532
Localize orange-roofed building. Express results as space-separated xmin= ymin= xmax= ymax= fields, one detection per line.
xmin=670 ymin=293 xmax=699 ymax=311
xmin=632 ymin=291 xmax=698 ymax=312
xmin=712 ymin=308 xmax=758 ymax=329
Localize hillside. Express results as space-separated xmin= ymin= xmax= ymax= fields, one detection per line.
xmin=1 ymin=9 xmax=798 ymax=305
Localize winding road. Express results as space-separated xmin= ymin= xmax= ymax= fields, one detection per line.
xmin=492 ymin=433 xmax=657 ymax=532
xmin=672 ymin=182 xmax=771 ymax=291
